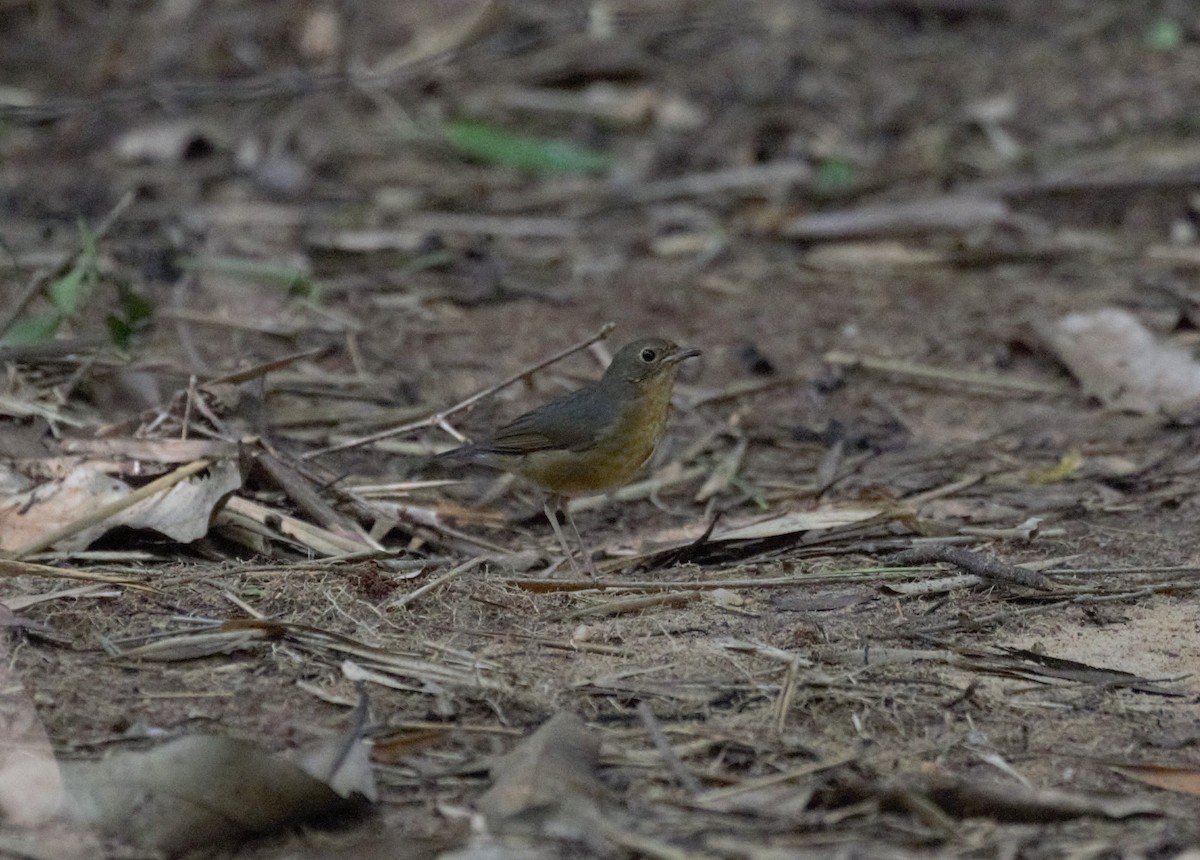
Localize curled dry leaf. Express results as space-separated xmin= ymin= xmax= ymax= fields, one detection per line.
xmin=1041 ymin=307 xmax=1200 ymax=414
xmin=0 ymin=460 xmax=241 ymax=552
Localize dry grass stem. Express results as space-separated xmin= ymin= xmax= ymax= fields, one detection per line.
xmin=824 ymin=350 xmax=1068 ymax=394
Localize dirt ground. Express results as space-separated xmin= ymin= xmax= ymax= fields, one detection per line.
xmin=3 ymin=0 xmax=1200 ymax=857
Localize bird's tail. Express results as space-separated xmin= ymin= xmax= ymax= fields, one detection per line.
xmin=418 ymin=442 xmax=486 ymax=476
xmin=429 ymin=443 xmax=477 ymax=466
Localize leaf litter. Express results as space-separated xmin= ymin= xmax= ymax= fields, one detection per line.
xmin=5 ymin=1 xmax=1200 ymax=858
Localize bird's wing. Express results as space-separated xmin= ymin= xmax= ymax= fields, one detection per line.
xmin=483 ymin=386 xmax=615 ymax=455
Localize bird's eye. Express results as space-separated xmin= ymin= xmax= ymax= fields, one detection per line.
xmin=640 ymin=348 xmax=657 ymax=363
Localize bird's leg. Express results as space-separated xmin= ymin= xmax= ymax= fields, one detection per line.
xmin=544 ymin=497 xmax=586 ymax=578
xmin=563 ymin=504 xmax=600 ymax=580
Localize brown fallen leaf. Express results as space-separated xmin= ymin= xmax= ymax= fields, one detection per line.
xmin=903 ymin=774 xmax=1161 ymax=822
xmin=1111 ymin=763 xmax=1200 ymax=796
xmin=56 ymin=729 xmax=374 ymax=855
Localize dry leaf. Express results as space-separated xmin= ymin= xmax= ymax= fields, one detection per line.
xmin=710 ymin=507 xmax=880 ymax=542
xmin=116 ymin=627 xmax=277 ymax=661
xmin=0 ymin=460 xmax=241 ymax=551
xmin=57 ymin=732 xmax=374 ymax=855
xmin=1111 ymin=763 xmax=1200 ymax=796
xmin=478 ymin=712 xmax=614 ymax=847
xmin=1041 ymin=307 xmax=1200 ymax=414
xmin=920 ymin=774 xmax=1161 ymax=822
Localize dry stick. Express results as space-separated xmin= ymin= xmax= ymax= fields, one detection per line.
xmin=391 ymin=557 xmax=484 ymax=609
xmin=697 ymin=751 xmax=859 ymax=804
xmin=256 ymin=449 xmax=379 ymax=549
xmin=0 ymin=559 xmax=145 ymax=587
xmin=774 ymin=657 xmax=805 ymax=734
xmin=203 ymin=347 xmax=327 ymax=387
xmin=908 ymin=580 xmax=1200 ymax=637
xmin=637 ymin=701 xmax=705 ymax=797
xmin=304 ymin=321 xmax=616 ymax=459
xmin=0 ymin=189 xmax=136 ymax=335
xmin=558 ymin=591 xmax=699 ymax=621
xmin=682 ymin=372 xmax=810 ymax=410
xmin=888 ymin=546 xmax=1052 ymax=590
xmin=506 ymin=567 xmax=930 ymax=593
xmin=9 ymin=459 xmax=215 ymax=559
xmin=824 ymin=350 xmax=1067 ymax=395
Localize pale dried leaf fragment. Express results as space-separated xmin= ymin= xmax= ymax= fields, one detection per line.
xmin=113 ymin=120 xmax=225 ymax=163
xmin=116 ymin=627 xmax=276 ymax=661
xmin=0 ymin=661 xmax=64 ymax=826
xmin=1111 ymin=762 xmax=1200 ymax=796
xmin=784 ymin=195 xmax=1009 ymax=240
xmin=1042 ymin=307 xmax=1200 ymax=414
xmin=0 ymin=460 xmax=241 ymax=552
xmin=710 ymin=507 xmax=881 ymax=541
xmin=478 ymin=712 xmax=614 ymax=847
xmin=0 ymin=466 xmax=127 ymax=551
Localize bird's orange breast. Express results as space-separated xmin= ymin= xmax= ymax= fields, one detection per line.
xmin=515 ymin=370 xmax=677 ymax=497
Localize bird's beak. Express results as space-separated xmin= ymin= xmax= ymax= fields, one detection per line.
xmin=666 ymin=346 xmax=702 ymax=364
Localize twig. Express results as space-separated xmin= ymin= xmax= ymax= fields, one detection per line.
xmin=626 ymin=161 xmax=812 ymax=203
xmin=783 ymin=194 xmax=1009 ymax=241
xmin=304 ymin=321 xmax=615 ymax=458
xmin=389 ymin=557 xmax=484 ymax=609
xmin=906 ymin=579 xmax=1200 ymax=636
xmin=0 ymin=393 xmax=86 ymax=427
xmin=774 ymin=656 xmax=805 ymax=734
xmin=696 ymin=751 xmax=859 ymax=804
xmin=402 ymin=212 xmax=577 ymax=239
xmin=506 ymin=566 xmax=929 ymax=593
xmin=681 ymin=372 xmax=809 ymax=410
xmin=888 ymin=546 xmax=1052 ymax=590
xmin=637 ymin=702 xmax=704 ymax=796
xmin=824 ymin=350 xmax=1067 ymax=395
xmin=203 ymin=347 xmax=327 ymax=387
xmin=0 ymin=558 xmax=146 ymax=587
xmin=0 ymin=189 xmax=135 ymax=335
xmin=557 ymin=591 xmax=699 ymax=621
xmin=255 ymin=449 xmax=378 ymax=549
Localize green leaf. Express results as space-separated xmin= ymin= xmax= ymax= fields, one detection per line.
xmin=48 ymin=224 xmax=99 ymax=313
xmin=48 ymin=260 xmax=87 ymax=313
xmin=444 ymin=119 xmax=613 ymax=175
xmin=104 ymin=283 xmax=155 ymax=348
xmin=1145 ymin=17 xmax=1182 ymax=51
xmin=116 ymin=283 xmax=154 ymax=325
xmin=813 ymin=158 xmax=857 ymax=195
xmin=0 ymin=311 xmax=63 ymax=346
xmin=105 ymin=314 xmax=132 ymax=349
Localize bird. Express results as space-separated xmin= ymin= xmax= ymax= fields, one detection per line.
xmin=433 ymin=336 xmax=701 ymax=577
